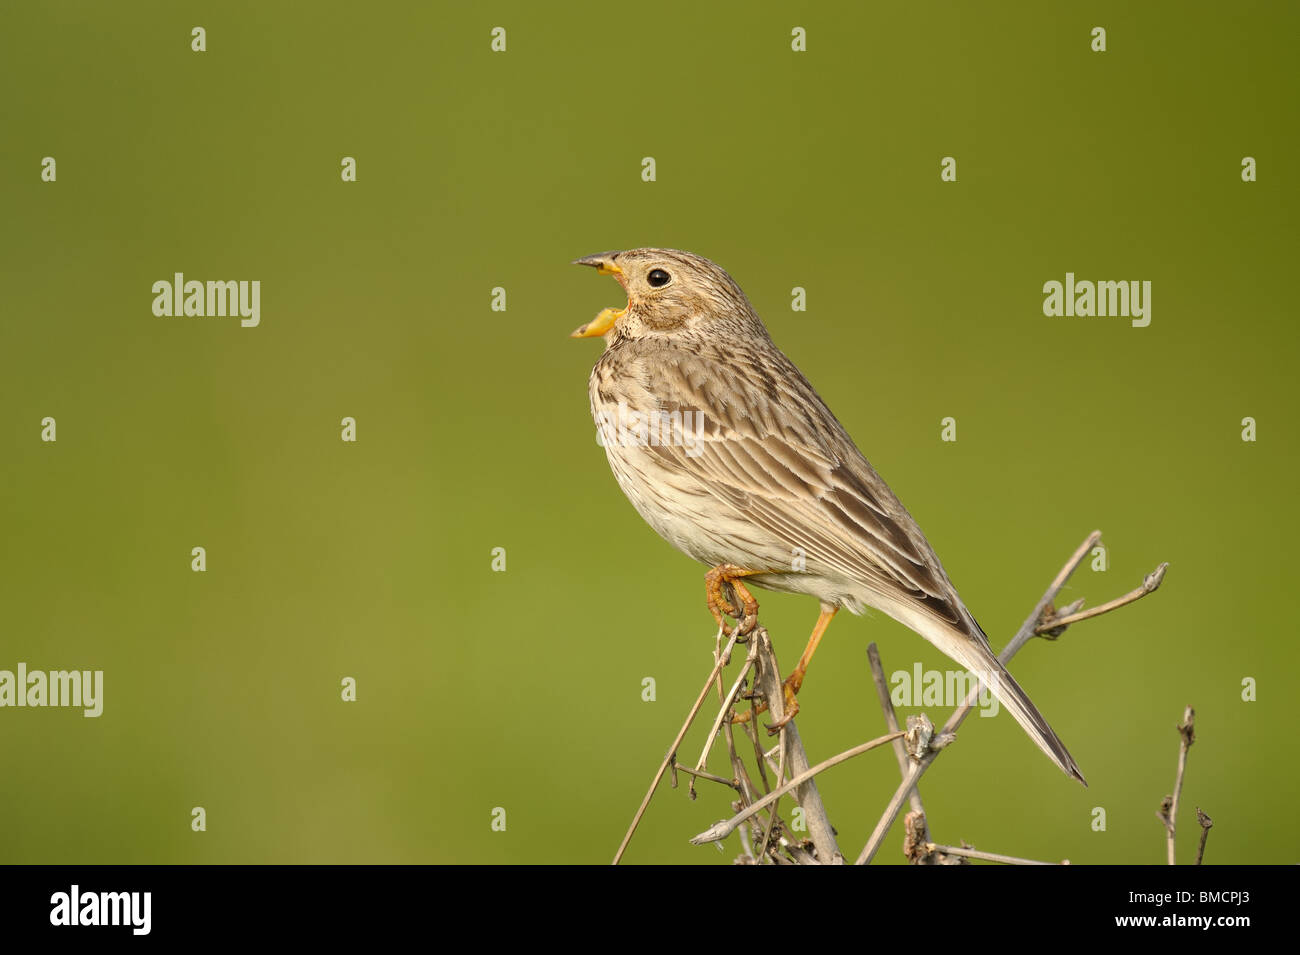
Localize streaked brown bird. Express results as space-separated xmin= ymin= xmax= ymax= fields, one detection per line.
xmin=571 ymin=247 xmax=1084 ymax=784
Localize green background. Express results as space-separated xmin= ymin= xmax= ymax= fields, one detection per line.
xmin=1 ymin=1 xmax=1295 ymax=864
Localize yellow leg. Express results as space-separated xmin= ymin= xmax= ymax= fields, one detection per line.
xmin=733 ymin=605 xmax=838 ymax=733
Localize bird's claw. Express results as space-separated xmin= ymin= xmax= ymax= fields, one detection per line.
xmin=706 ymin=564 xmax=760 ymax=637
xmin=732 ymin=677 xmax=801 ymax=733
xmin=763 ymin=680 xmax=801 ymax=735
xmin=730 ymin=609 xmax=758 ymax=637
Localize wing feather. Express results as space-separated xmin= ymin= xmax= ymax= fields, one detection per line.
xmin=637 ymin=345 xmax=971 ymax=633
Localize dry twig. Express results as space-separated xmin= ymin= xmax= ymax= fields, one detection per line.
xmin=1036 ymin=563 xmax=1169 ymax=636
xmin=690 ymin=729 xmax=903 ymax=845
xmin=1195 ymin=808 xmax=1213 ymax=866
xmin=867 ymin=643 xmax=925 ymax=819
xmin=619 ymin=530 xmax=1169 ymax=866
xmin=749 ymin=629 xmax=842 ymax=861
xmin=1157 ymin=706 xmax=1196 ymax=865
xmin=856 ymin=532 xmax=1168 ymax=864
xmin=612 ymin=627 xmax=740 ymax=864
xmin=924 ymin=843 xmax=1066 ymax=866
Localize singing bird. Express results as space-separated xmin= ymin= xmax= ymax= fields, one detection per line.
xmin=571 ymin=248 xmax=1084 ymax=784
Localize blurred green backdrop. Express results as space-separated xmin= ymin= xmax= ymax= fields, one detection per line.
xmin=1 ymin=1 xmax=1295 ymax=864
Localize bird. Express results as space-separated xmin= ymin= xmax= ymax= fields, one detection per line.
xmin=570 ymin=247 xmax=1085 ymax=784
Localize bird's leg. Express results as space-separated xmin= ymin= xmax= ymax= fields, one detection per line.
xmin=705 ymin=564 xmax=761 ymax=637
xmin=732 ymin=604 xmax=839 ymax=733
xmin=765 ymin=605 xmax=838 ymax=733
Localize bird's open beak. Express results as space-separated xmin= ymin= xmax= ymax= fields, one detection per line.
xmin=570 ymin=306 xmax=624 ymax=339
xmin=571 ymin=253 xmax=627 ymax=338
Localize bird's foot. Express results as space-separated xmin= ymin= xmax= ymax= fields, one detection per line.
xmin=705 ymin=564 xmax=760 ymax=637
xmin=730 ymin=674 xmax=802 ymax=734
xmin=729 ymin=678 xmax=769 ymax=725
xmin=762 ymin=678 xmax=802 ymax=735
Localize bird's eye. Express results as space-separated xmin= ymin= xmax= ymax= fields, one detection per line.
xmin=647 ymin=268 xmax=671 ymax=288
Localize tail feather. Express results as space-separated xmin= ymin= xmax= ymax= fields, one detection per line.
xmin=924 ymin=622 xmax=1087 ymax=785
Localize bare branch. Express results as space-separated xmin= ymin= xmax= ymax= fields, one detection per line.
xmin=692 ymin=638 xmax=759 ymax=775
xmin=1158 ymin=706 xmax=1196 ymax=865
xmin=925 ymin=843 xmax=1066 ymax=866
xmin=612 ymin=627 xmax=741 ymax=865
xmin=750 ymin=629 xmax=842 ymax=862
xmin=629 ymin=529 xmax=1171 ymax=867
xmin=1195 ymin=808 xmax=1213 ymax=866
xmin=735 ymin=820 xmax=756 ymax=864
xmin=1036 ymin=562 xmax=1169 ymax=636
xmin=740 ymin=710 xmax=772 ymax=794
xmin=902 ymin=811 xmax=965 ymax=864
xmin=867 ymin=643 xmax=925 ymax=818
xmin=669 ymin=761 xmax=739 ymax=791
xmin=856 ymin=531 xmax=1106 ymax=865
xmin=690 ymin=729 xmax=903 ymax=845
xmin=756 ymin=728 xmax=786 ymax=862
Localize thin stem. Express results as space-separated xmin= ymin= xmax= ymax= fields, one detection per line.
xmin=1195 ymin=808 xmax=1213 ymax=866
xmin=693 ymin=639 xmax=759 ymax=775
xmin=742 ymin=711 xmax=771 ymax=795
xmin=925 ymin=843 xmax=1062 ymax=866
xmin=751 ymin=629 xmax=841 ymax=862
xmin=867 ymin=642 xmax=924 ymax=817
xmin=690 ymin=731 xmax=904 ymax=844
xmin=612 ymin=627 xmax=740 ymax=865
xmin=670 ymin=762 xmax=739 ymax=790
xmin=855 ymin=531 xmax=1102 ymax=865
xmin=757 ymin=724 xmax=787 ymax=862
xmin=1160 ymin=706 xmax=1196 ymax=865
xmin=1035 ymin=562 xmax=1169 ymax=634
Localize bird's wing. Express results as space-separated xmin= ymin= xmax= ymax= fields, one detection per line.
xmin=634 ymin=342 xmax=976 ymax=636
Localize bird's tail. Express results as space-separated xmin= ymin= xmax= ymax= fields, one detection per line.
xmin=926 ymin=622 xmax=1087 ymax=786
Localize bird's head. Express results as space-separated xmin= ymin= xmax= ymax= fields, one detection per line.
xmin=570 ymin=248 xmax=760 ymax=341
